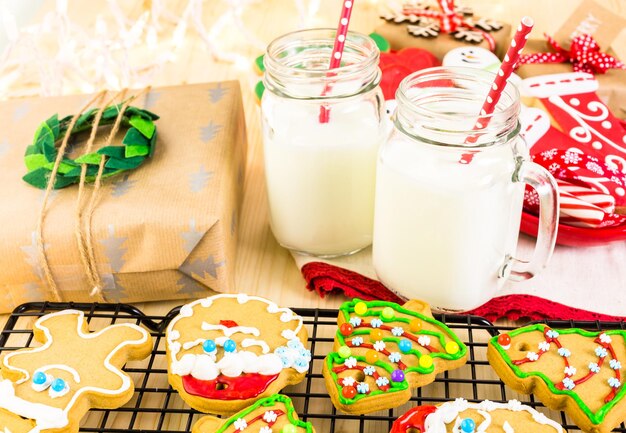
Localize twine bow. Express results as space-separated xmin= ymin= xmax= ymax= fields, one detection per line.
xmin=519 ymin=33 xmax=626 ymax=74
xmin=401 ymin=0 xmax=496 ymax=50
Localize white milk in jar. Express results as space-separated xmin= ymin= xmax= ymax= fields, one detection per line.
xmin=372 ymin=67 xmax=559 ymax=311
xmin=262 ymin=29 xmax=386 ymax=257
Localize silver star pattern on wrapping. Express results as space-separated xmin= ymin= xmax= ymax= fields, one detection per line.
xmin=99 ymin=225 xmax=128 ymax=273
xmin=189 ymin=165 xmax=214 ymax=192
xmin=20 ymin=231 xmax=49 ymax=280
xmin=22 ymin=282 xmax=43 ymax=301
xmin=181 ymin=255 xmax=225 ymax=280
xmin=101 ymin=274 xmax=129 ymax=302
xmin=13 ymin=102 xmax=30 ymax=121
xmin=144 ymin=90 xmax=162 ymax=110
xmin=209 ymin=83 xmax=228 ymax=104
xmin=175 ymin=275 xmax=207 ymax=296
xmin=181 ymin=219 xmax=205 ymax=254
xmin=200 ymin=121 xmax=223 ymax=143
xmin=110 ymin=174 xmax=138 ymax=197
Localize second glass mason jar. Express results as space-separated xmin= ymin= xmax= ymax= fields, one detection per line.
xmin=262 ymin=29 xmax=385 ymax=257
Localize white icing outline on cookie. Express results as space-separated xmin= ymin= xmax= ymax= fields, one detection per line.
xmin=0 ymin=310 xmax=150 ymax=433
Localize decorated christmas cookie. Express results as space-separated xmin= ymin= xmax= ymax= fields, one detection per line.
xmin=488 ymin=325 xmax=626 ymax=433
xmin=166 ymin=294 xmax=310 ymax=415
xmin=390 ymin=398 xmax=564 ymax=432
xmin=192 ymin=394 xmax=315 ymax=433
xmin=322 ymin=299 xmax=467 ymax=414
xmin=0 ymin=310 xmax=153 ymax=433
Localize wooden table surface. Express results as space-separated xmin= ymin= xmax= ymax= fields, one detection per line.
xmin=0 ymin=0 xmax=624 ymax=327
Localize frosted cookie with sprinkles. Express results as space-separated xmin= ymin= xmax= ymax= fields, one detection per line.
xmin=166 ymin=294 xmax=310 ymax=415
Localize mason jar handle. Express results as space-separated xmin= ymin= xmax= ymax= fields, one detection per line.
xmin=507 ymin=159 xmax=559 ymax=282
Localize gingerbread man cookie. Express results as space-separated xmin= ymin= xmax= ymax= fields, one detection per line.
xmin=391 ymin=398 xmax=564 ymax=433
xmin=166 ymin=294 xmax=310 ymax=415
xmin=192 ymin=394 xmax=315 ymax=433
xmin=0 ymin=310 xmax=153 ymax=433
xmin=488 ymin=325 xmax=626 ymax=433
xmin=322 ymin=299 xmax=468 ymax=414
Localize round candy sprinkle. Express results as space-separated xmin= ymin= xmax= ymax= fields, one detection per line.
xmin=202 ymin=339 xmax=217 ymax=353
xmin=391 ymin=369 xmax=405 ymax=382
xmin=340 ymin=323 xmax=354 ymax=336
xmin=282 ymin=425 xmax=297 ymax=433
xmin=399 ymin=339 xmax=412 ymax=353
xmin=498 ymin=334 xmax=511 ymax=349
xmin=381 ymin=307 xmax=394 ymax=320
xmin=51 ymin=378 xmax=66 ymax=393
xmin=354 ymin=301 xmax=368 ymax=316
xmin=409 ymin=319 xmax=422 ymax=332
xmin=338 ymin=345 xmax=352 ymax=359
xmin=370 ymin=329 xmax=384 ymax=342
xmin=342 ymin=385 xmax=357 ymax=399
xmin=223 ymin=339 xmax=237 ymax=353
xmin=445 ymin=341 xmax=460 ymax=355
xmin=365 ymin=349 xmax=379 ymax=364
xmin=33 ymin=371 xmax=47 ymax=385
xmin=419 ymin=354 xmax=433 ymax=369
xmin=460 ymin=418 xmax=476 ymax=433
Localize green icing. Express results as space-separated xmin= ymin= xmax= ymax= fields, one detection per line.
xmin=328 ymin=298 xmax=467 ymax=405
xmin=213 ymin=394 xmax=313 ymax=433
xmin=490 ymin=324 xmax=626 ymax=426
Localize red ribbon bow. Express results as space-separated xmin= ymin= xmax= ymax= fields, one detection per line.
xmin=519 ymin=33 xmax=626 ymax=74
xmin=401 ymin=0 xmax=496 ymax=50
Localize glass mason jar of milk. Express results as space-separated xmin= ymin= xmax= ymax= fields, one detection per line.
xmin=373 ymin=67 xmax=559 ymax=311
xmin=262 ymin=29 xmax=385 ymax=257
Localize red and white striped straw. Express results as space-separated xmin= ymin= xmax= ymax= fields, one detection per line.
xmin=319 ymin=0 xmax=355 ymax=123
xmin=473 ymin=16 xmax=534 ymax=131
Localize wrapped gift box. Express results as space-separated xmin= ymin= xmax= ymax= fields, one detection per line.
xmin=0 ymin=81 xmax=247 ymax=312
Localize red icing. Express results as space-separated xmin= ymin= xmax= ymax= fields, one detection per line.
xmin=391 ymin=405 xmax=437 ymax=433
xmin=182 ymin=373 xmax=279 ymax=400
xmin=219 ymin=320 xmax=239 ymax=328
xmin=354 ymin=323 xmax=440 ymax=353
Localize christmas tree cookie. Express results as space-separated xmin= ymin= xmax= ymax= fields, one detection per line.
xmin=488 ymin=324 xmax=626 ymax=433
xmin=192 ymin=394 xmax=315 ymax=433
xmin=390 ymin=398 xmax=564 ymax=433
xmin=322 ymin=299 xmax=468 ymax=414
xmin=0 ymin=310 xmax=153 ymax=433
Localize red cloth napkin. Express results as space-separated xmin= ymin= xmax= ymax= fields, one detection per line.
xmin=302 ymin=262 xmax=626 ymax=322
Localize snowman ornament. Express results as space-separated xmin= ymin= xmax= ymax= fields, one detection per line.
xmin=442 ymin=47 xmax=521 ymax=86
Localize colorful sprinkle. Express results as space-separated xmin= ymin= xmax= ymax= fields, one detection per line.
xmin=595 ymin=347 xmax=608 ymax=358
xmin=497 ymin=334 xmax=511 ymax=349
xmin=349 ymin=317 xmax=362 ymax=327
xmin=342 ymin=385 xmax=357 ymax=399
xmin=373 ymin=341 xmax=386 ymax=352
xmin=371 ymin=318 xmax=383 ymax=328
xmin=342 ymin=376 xmax=356 ymax=387
xmin=589 ymin=362 xmax=600 ymax=373
xmin=351 ymin=336 xmax=363 ymax=346
xmin=610 ymin=359 xmax=622 ymax=370
xmin=445 ymin=341 xmax=460 ymax=355
xmin=564 ymin=366 xmax=577 ymax=376
xmin=417 ymin=335 xmax=431 ymax=347
xmin=354 ymin=302 xmax=368 ymax=316
xmin=363 ymin=366 xmax=376 ymax=376
xmin=282 ymin=425 xmax=297 ymax=433
xmin=391 ymin=369 xmax=405 ymax=382
xmin=399 ymin=339 xmax=412 ymax=353
xmin=370 ymin=329 xmax=384 ymax=342
xmin=344 ymin=357 xmax=357 ymax=368
xmin=409 ymin=319 xmax=422 ymax=332
xmin=460 ymin=418 xmax=476 ymax=433
xmin=263 ymin=411 xmax=278 ymax=423
xmin=365 ymin=349 xmax=379 ymax=364
xmin=599 ymin=333 xmax=612 ymax=344
xmin=381 ymin=307 xmax=395 ymax=320
xmin=202 ymin=339 xmax=217 ymax=353
xmin=357 ymin=382 xmax=370 ymax=394
xmin=545 ymin=329 xmax=559 ymax=339
xmin=388 ymin=352 xmax=401 ymax=363
xmin=562 ymin=378 xmax=575 ymax=390
xmin=608 ymin=377 xmax=621 ymax=388
xmin=526 ymin=351 xmax=539 ymax=361
xmin=234 ymin=418 xmax=247 ymax=431
xmin=419 ymin=354 xmax=433 ymax=369
xmin=340 ymin=323 xmax=354 ymax=336
xmin=557 ymin=348 xmax=571 ymax=357
xmin=51 ymin=378 xmax=66 ymax=393
xmin=538 ymin=341 xmax=550 ymax=352
xmin=338 ymin=345 xmax=352 ymax=359
xmin=391 ymin=327 xmax=404 ymax=336
xmin=32 ymin=371 xmax=48 ymax=385
xmin=376 ymin=376 xmax=390 ymax=387
xmin=223 ymin=339 xmax=237 ymax=353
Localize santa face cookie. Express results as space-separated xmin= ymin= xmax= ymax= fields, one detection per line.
xmin=391 ymin=399 xmax=564 ymax=433
xmin=322 ymin=299 xmax=468 ymax=414
xmin=166 ymin=294 xmax=310 ymax=414
xmin=0 ymin=310 xmax=153 ymax=433
xmin=192 ymin=394 xmax=315 ymax=433
xmin=487 ymin=325 xmax=626 ymax=433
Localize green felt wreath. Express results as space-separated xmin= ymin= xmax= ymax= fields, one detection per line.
xmin=23 ymin=103 xmax=159 ymax=189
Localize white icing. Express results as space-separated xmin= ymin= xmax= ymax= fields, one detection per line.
xmin=503 ymin=421 xmax=514 ymax=433
xmin=49 ymin=382 xmax=69 ymax=399
xmin=201 ymin=322 xmax=261 ymax=337
xmin=520 ymin=72 xmax=598 ymax=98
xmin=217 ymin=353 xmax=245 ymax=377
xmin=0 ymin=310 xmax=150 ymax=432
xmin=191 ymin=355 xmax=220 ymax=381
xmin=166 ymin=294 xmax=305 ymax=379
xmin=241 ymin=338 xmax=270 ymax=354
xmin=31 ymin=373 xmax=53 ymax=392
xmin=38 ymin=365 xmax=81 ymax=384
xmin=424 ymin=399 xmax=563 ymax=432
xmin=173 ymin=351 xmax=284 ymax=380
xmin=182 ymin=338 xmax=208 ymax=351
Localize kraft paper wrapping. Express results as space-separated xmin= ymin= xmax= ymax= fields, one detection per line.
xmin=0 ymin=81 xmax=247 ymax=312
xmin=516 ymin=0 xmax=626 ymax=116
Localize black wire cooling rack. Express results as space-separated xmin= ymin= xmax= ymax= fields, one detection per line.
xmin=0 ymin=302 xmax=624 ymax=433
